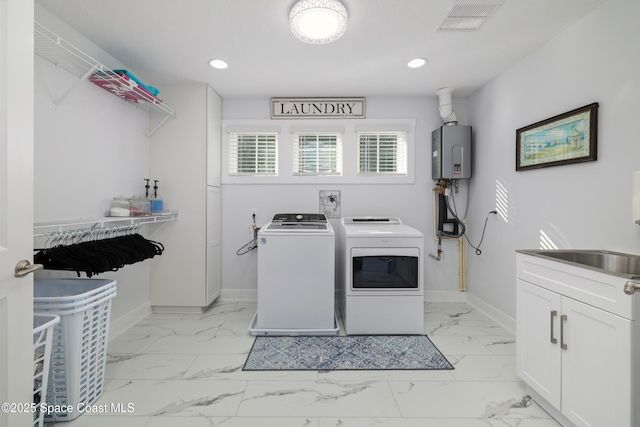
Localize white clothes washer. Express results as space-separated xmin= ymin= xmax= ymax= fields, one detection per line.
xmin=337 ymin=217 xmax=424 ymax=335
xmin=250 ymin=213 xmax=337 ymax=336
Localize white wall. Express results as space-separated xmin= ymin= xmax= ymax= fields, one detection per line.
xmin=220 ymin=96 xmax=471 ymax=299
xmin=34 ymin=5 xmax=153 ymax=323
xmin=466 ymin=0 xmax=640 ymax=318
xmin=36 ymin=0 xmax=636 ymax=328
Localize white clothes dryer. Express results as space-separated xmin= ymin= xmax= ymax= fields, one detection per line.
xmin=337 ymin=217 xmax=424 ymax=335
xmin=250 ymin=213 xmax=337 ymax=336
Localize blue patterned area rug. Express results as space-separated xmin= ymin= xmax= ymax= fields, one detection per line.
xmin=243 ymin=335 xmax=454 ymax=371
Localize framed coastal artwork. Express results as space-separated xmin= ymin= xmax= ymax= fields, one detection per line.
xmin=516 ymin=103 xmax=598 ymax=171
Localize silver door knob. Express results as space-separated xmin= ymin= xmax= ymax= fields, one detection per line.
xmin=624 ymin=281 xmax=640 ymax=295
xmin=14 ymin=260 xmax=44 ymax=278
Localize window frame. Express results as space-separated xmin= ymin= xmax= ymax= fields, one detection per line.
xmin=357 ymin=130 xmax=408 ymax=176
xmin=222 ymin=119 xmax=415 ymax=184
xmin=292 ymin=132 xmax=342 ymax=176
xmin=228 ymin=130 xmax=278 ymax=176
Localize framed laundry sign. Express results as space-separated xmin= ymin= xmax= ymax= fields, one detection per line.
xmin=271 ymin=97 xmax=365 ymax=119
xmin=516 ymin=103 xmax=598 ymax=171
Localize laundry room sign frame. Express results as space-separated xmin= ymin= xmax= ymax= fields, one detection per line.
xmin=271 ymin=97 xmax=366 ymax=119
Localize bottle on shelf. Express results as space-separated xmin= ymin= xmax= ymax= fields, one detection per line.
xmin=151 ymin=180 xmax=163 ymax=213
xmin=131 ymin=180 xmax=152 ymax=216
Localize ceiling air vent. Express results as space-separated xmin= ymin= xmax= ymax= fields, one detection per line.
xmin=438 ymin=1 xmax=502 ymax=31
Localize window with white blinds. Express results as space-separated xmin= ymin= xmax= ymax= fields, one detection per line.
xmin=358 ymin=131 xmax=407 ymax=175
xmin=229 ymin=132 xmax=278 ymax=175
xmin=293 ymin=133 xmax=342 ymax=176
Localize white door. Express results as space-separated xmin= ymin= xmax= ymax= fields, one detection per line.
xmin=561 ymin=297 xmax=632 ymax=427
xmin=0 ymin=1 xmax=36 ymax=426
xmin=515 ymin=279 xmax=562 ymax=408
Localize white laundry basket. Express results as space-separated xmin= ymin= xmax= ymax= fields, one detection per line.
xmin=33 ymin=313 xmax=60 ymax=427
xmin=33 ymin=278 xmax=117 ymax=422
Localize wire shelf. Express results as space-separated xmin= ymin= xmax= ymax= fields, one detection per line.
xmin=34 ymin=21 xmax=176 ymax=135
xmin=33 ymin=211 xmax=178 ymax=237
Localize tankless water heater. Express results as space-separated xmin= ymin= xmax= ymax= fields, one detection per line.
xmin=431 ymin=125 xmax=472 ymax=180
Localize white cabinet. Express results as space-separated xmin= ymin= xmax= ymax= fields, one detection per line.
xmin=516 ymin=253 xmax=637 ymax=427
xmin=516 ymin=280 xmax=562 ymax=407
xmin=206 ymin=185 xmax=221 ymax=304
xmin=149 ymin=84 xmax=221 ymax=311
xmin=560 ymin=296 xmax=631 ymax=426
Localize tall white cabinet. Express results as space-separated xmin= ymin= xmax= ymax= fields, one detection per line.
xmin=149 ymin=84 xmax=221 ymax=311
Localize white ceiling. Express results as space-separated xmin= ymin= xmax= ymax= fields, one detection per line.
xmin=34 ymin=0 xmax=607 ymax=99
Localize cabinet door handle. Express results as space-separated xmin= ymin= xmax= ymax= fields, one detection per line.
xmin=624 ymin=281 xmax=640 ymax=295
xmin=550 ymin=310 xmax=558 ymax=344
xmin=560 ymin=314 xmax=568 ymax=350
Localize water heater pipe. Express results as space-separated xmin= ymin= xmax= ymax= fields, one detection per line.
xmin=431 ymin=186 xmax=442 ymax=242
xmin=459 ymin=222 xmax=467 ymax=292
xmin=430 ymin=186 xmax=466 ymax=292
xmin=435 ymin=87 xmax=458 ymax=126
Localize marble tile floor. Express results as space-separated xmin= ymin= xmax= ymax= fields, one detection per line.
xmin=46 ymin=301 xmax=561 ymax=427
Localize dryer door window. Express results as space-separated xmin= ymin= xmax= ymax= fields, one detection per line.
xmin=351 ymin=248 xmax=419 ymax=290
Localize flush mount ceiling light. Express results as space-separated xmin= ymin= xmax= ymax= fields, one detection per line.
xmin=290 ymin=0 xmax=348 ymax=45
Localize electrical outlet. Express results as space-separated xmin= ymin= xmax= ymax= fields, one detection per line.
xmin=251 ymin=208 xmax=257 ymax=216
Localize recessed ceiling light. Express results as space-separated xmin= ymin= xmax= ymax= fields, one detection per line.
xmin=407 ymin=58 xmax=427 ymax=68
xmin=209 ymin=59 xmax=228 ymax=69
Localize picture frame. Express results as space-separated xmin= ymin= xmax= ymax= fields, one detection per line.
xmin=516 ymin=102 xmax=598 ymax=171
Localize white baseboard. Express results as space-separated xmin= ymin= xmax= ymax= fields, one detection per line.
xmin=108 ymin=301 xmax=152 ymax=341
xmin=220 ymin=288 xmax=257 ymax=301
xmin=424 ymin=290 xmax=467 ymax=303
xmin=107 ymin=291 xmax=515 ymax=339
xmin=423 ymin=291 xmax=515 ymax=334
xmin=466 ymin=293 xmax=515 ymax=334
xmin=151 ymin=305 xmax=209 ymax=314
xmin=224 ymin=289 xmax=466 ymax=303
